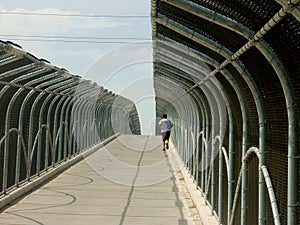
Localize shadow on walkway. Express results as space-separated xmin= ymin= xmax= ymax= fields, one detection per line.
xmin=0 ymin=135 xmax=199 ymax=225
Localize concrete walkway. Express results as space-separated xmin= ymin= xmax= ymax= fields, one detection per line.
xmin=0 ymin=135 xmax=202 ymax=225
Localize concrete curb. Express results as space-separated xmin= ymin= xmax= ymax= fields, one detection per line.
xmin=171 ymin=148 xmax=219 ymax=225
xmin=0 ymin=133 xmax=120 ymax=211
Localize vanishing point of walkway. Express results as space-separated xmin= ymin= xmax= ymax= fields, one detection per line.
xmin=0 ymin=135 xmax=203 ymax=225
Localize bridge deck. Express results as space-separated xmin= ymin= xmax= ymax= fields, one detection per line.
xmin=0 ymin=135 xmax=205 ymax=225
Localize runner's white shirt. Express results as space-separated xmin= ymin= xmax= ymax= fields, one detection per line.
xmin=158 ymin=119 xmax=173 ymax=132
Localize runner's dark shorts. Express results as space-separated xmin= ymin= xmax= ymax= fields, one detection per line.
xmin=161 ymin=131 xmax=171 ymax=141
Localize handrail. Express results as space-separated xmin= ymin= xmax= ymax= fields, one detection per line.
xmin=0 ymin=128 xmax=29 ymax=193
xmin=220 ymin=147 xmax=230 ymax=181
xmin=0 ymin=42 xmax=141 ymax=206
xmin=230 ymin=147 xmax=281 ymax=225
xmin=191 ymin=133 xmax=281 ymax=225
xmin=30 ymin=124 xmax=55 ymax=171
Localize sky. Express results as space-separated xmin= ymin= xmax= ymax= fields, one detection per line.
xmin=0 ymin=0 xmax=156 ymax=135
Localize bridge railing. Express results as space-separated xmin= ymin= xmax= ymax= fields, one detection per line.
xmin=0 ymin=41 xmax=140 ymax=197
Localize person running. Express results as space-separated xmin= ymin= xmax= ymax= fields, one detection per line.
xmin=158 ymin=114 xmax=173 ymax=151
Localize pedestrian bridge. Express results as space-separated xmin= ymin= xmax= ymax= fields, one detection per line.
xmin=1 ymin=0 xmax=300 ymax=225
xmin=0 ymin=135 xmax=212 ymax=225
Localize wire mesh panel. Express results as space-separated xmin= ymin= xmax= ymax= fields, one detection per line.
xmin=152 ymin=0 xmax=300 ymax=224
xmin=0 ymin=41 xmax=140 ymax=197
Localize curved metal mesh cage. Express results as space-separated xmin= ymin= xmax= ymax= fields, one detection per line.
xmin=0 ymin=41 xmax=141 ymax=196
xmin=152 ymin=0 xmax=300 ymax=224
